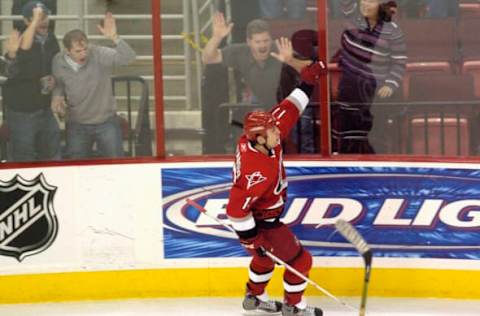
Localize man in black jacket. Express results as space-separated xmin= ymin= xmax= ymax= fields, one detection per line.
xmin=3 ymin=1 xmax=61 ymax=162
xmin=12 ymin=0 xmax=56 ymax=32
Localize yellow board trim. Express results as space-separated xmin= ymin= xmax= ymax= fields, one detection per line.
xmin=1 ymin=267 xmax=480 ymax=304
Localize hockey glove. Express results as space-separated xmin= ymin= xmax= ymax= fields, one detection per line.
xmin=240 ymin=234 xmax=273 ymax=257
xmin=300 ymin=60 xmax=326 ymax=86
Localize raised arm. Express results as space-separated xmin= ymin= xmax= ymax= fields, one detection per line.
xmin=272 ymin=60 xmax=326 ymax=139
xmin=0 ymin=30 xmax=21 ymax=77
xmin=20 ymin=6 xmax=44 ymax=51
xmin=97 ymin=12 xmax=118 ymax=42
xmin=5 ymin=30 xmax=20 ymax=60
xmin=270 ymin=37 xmax=312 ymax=73
xmin=96 ymin=12 xmax=136 ymax=67
xmin=201 ymin=12 xmax=233 ymax=64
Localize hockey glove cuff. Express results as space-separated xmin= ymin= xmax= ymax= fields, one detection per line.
xmin=240 ymin=234 xmax=273 ymax=257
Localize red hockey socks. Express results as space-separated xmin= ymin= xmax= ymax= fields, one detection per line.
xmin=283 ymin=248 xmax=312 ymax=306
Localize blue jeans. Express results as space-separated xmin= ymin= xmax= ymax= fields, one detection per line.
xmin=259 ymin=0 xmax=307 ymax=19
xmin=6 ymin=108 xmax=61 ymax=162
xmin=290 ymin=105 xmax=316 ymax=153
xmin=66 ymin=115 xmax=124 ymax=159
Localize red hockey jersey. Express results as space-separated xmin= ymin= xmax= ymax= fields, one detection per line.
xmin=226 ymin=88 xmax=310 ymax=233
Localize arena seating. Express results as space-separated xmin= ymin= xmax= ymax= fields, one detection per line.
xmin=459 ymin=1 xmax=480 ymax=18
xmin=400 ymin=73 xmax=476 ymax=156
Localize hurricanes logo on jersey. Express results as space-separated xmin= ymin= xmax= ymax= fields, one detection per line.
xmin=246 ymin=171 xmax=267 ymax=189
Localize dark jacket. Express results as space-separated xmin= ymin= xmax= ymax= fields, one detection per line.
xmin=3 ymin=32 xmax=60 ymax=112
xmin=12 ymin=0 xmax=57 ymax=33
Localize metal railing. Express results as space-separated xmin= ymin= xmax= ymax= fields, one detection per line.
xmin=0 ymin=75 xmax=152 ymax=160
xmin=217 ymin=100 xmax=480 ymax=156
xmin=0 ymin=1 xmax=189 ymax=109
xmin=185 ymin=0 xmax=218 ymax=110
xmin=112 ymin=76 xmax=153 ymax=157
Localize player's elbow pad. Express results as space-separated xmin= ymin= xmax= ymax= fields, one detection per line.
xmin=236 ymin=226 xmax=258 ymax=240
xmin=229 ymin=213 xmax=258 ymax=239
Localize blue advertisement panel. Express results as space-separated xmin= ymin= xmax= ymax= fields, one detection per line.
xmin=162 ymin=165 xmax=480 ymax=260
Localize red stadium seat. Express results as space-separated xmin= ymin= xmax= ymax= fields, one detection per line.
xmin=407 ymin=116 xmax=470 ymax=156
xmin=409 ymin=73 xmax=475 ymax=106
xmin=403 ymin=62 xmax=452 ymax=99
xmin=398 ymin=18 xmax=457 ymax=63
xmin=459 ymin=3 xmax=480 ymax=18
xmin=458 ymin=18 xmax=480 ymax=97
xmin=458 ymin=18 xmax=480 ymax=62
xmin=397 ymin=18 xmax=457 ymax=99
xmin=401 ymin=73 xmax=476 ymax=156
xmin=462 ymin=60 xmax=480 ymax=97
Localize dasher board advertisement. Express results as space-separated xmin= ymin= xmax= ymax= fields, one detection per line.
xmin=162 ymin=163 xmax=480 ymax=260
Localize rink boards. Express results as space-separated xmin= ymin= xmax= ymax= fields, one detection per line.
xmin=0 ymin=161 xmax=480 ymax=303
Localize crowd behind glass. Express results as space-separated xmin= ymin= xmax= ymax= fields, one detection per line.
xmin=0 ymin=0 xmax=476 ymax=162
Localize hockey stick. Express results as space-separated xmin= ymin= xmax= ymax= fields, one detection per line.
xmin=185 ymin=198 xmax=358 ymax=312
xmin=334 ymin=219 xmax=373 ymax=316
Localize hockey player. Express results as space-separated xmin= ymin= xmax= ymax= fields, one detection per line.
xmin=226 ymin=60 xmax=325 ymax=316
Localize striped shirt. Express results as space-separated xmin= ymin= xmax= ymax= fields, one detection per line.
xmin=338 ymin=0 xmax=407 ymax=91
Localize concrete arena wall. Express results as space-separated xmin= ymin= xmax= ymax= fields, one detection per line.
xmin=0 ymin=161 xmax=479 ymax=304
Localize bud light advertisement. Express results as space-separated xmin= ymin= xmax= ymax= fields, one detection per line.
xmin=162 ymin=164 xmax=480 ymax=260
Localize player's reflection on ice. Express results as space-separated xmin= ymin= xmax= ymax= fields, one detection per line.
xmin=0 ymin=297 xmax=479 ymax=315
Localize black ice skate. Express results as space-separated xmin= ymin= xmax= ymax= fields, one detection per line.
xmin=242 ymin=293 xmax=282 ymax=314
xmin=281 ymin=304 xmax=323 ymax=316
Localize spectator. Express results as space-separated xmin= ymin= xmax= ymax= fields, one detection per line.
xmin=276 ymin=29 xmax=319 ymax=153
xmin=259 ymin=0 xmax=307 ymax=20
xmin=51 ymin=12 xmax=136 ymax=159
xmin=332 ymin=0 xmax=407 ymax=154
xmin=202 ymin=12 xmax=308 ymax=108
xmin=2 ymin=1 xmax=61 ymax=162
xmin=202 ymin=13 xmax=311 ymax=153
xmin=12 ymin=0 xmax=57 ymax=33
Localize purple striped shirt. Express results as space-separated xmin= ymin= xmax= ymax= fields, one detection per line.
xmin=338 ymin=0 xmax=407 ymax=91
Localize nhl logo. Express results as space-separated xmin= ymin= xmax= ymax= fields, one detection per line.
xmin=0 ymin=173 xmax=58 ymax=261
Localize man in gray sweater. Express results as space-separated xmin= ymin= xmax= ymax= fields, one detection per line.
xmin=51 ymin=12 xmax=136 ymax=159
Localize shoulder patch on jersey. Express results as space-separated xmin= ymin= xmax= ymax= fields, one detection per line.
xmin=246 ymin=171 xmax=267 ymax=189
xmin=240 ymin=143 xmax=247 ymax=152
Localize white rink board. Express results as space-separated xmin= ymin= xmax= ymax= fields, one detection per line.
xmin=0 ymin=164 xmax=163 ymax=275
xmin=1 ymin=160 xmax=480 ymax=276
